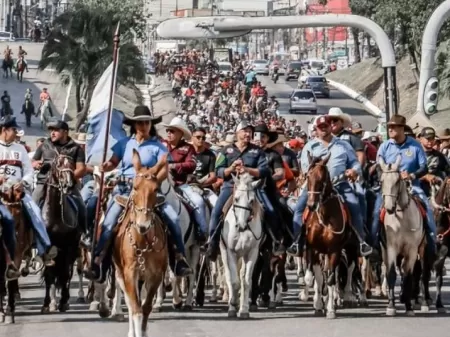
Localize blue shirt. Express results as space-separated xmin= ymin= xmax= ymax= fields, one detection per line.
xmin=377 ymin=136 xmax=427 ymax=186
xmin=300 ymin=136 xmax=362 ymax=179
xmin=245 ymin=72 xmax=255 ymax=83
xmin=112 ymin=136 xmax=169 ymax=178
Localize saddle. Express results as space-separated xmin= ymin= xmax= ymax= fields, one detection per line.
xmin=379 ymin=196 xmax=427 ymax=224
xmin=302 ymin=195 xmax=349 ymax=225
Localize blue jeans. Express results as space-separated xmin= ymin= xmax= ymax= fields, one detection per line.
xmin=371 ymin=186 xmax=437 ymax=246
xmin=80 ymin=179 xmax=95 ymax=202
xmin=293 ymin=182 xmax=366 ymax=240
xmin=81 ymin=180 xmax=97 ymax=231
xmin=22 ymin=193 xmax=51 ymax=256
xmin=95 ymin=183 xmax=186 ymax=258
xmin=0 ymin=202 xmax=15 ymax=260
xmin=178 ymin=184 xmax=208 ymax=235
xmin=353 ymin=182 xmax=367 ymax=225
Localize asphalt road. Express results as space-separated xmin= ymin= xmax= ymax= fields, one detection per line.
xmin=260 ymin=75 xmax=379 ymax=133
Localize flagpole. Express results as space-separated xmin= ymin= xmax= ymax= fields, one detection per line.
xmin=90 ymin=22 xmax=120 ymax=262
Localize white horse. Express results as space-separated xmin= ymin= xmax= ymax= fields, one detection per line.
xmin=379 ymin=155 xmax=424 ymax=316
xmin=221 ymin=173 xmax=263 ymax=318
xmin=39 ymin=100 xmax=51 ymax=129
xmin=153 ymin=175 xmax=200 ymax=311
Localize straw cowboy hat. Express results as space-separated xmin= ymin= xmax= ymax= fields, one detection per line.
xmin=267 ymin=133 xmax=289 ymax=148
xmin=124 ymin=105 xmax=162 ymax=125
xmin=73 ymin=132 xmax=87 ymax=145
xmin=218 ymin=133 xmax=236 ymax=147
xmin=162 ymin=117 xmax=192 ymax=140
xmin=437 ymin=128 xmax=450 ymax=140
xmin=328 ymin=107 xmax=352 ymax=127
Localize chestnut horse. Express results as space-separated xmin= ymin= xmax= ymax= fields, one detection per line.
xmin=113 ymin=150 xmax=168 ymax=337
xmin=0 ymin=182 xmax=33 ymax=323
xmin=301 ymin=154 xmax=356 ymax=319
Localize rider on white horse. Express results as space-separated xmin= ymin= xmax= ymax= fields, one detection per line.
xmin=370 ymin=115 xmax=437 ymax=256
xmin=287 ymin=115 xmax=373 ymax=257
xmin=161 ymin=118 xmax=211 ymax=246
xmin=206 ymin=121 xmax=285 ymax=261
xmin=39 ymin=88 xmax=53 ymax=117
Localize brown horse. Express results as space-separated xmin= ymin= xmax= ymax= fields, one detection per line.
xmin=0 ymin=183 xmax=33 ymax=323
xmin=113 ymin=150 xmax=168 ymax=337
xmin=301 ymin=154 xmax=355 ymax=319
xmin=41 ymin=153 xmax=81 ymax=313
xmin=16 ymin=58 xmax=25 ymax=82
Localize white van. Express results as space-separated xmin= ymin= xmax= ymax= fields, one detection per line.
xmin=0 ymin=31 xmax=15 ymax=42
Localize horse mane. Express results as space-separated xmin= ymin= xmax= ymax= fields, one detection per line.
xmin=435 ymin=179 xmax=450 ymax=205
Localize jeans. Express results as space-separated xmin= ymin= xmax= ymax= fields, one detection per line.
xmin=0 ymin=202 xmax=16 ymax=260
xmin=22 ymin=193 xmax=51 ymax=256
xmin=95 ymin=183 xmax=186 ymax=258
xmin=178 ymin=184 xmax=208 ymax=235
xmin=80 ymin=179 xmax=95 ymax=202
xmin=293 ymin=182 xmax=366 ymax=240
xmin=81 ymin=180 xmax=97 ymax=231
xmin=371 ymin=185 xmax=437 ymax=246
xmin=353 ymin=182 xmax=367 ymax=225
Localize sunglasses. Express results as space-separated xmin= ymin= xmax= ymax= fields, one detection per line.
xmin=166 ymin=129 xmax=177 ymax=134
xmin=330 ymin=118 xmax=341 ymax=123
xmin=194 ymin=135 xmax=206 ymax=140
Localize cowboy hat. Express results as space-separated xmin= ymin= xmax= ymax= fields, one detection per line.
xmin=328 ymin=107 xmax=352 ymax=127
xmin=267 ymin=133 xmax=289 ymax=148
xmin=437 ymin=128 xmax=450 ymax=140
xmin=162 ymin=117 xmax=192 ymax=140
xmin=16 ymin=129 xmax=25 ymax=137
xmin=124 ymin=105 xmax=162 ymax=125
xmin=386 ymin=115 xmax=407 ymax=126
xmin=73 ymin=132 xmax=86 ymax=145
xmin=351 ymin=121 xmax=363 ymax=134
xmin=254 ymin=123 xmax=278 ymax=143
xmin=218 ymin=133 xmax=236 ymax=147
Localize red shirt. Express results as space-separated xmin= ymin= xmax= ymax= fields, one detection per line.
xmin=163 ymin=140 xmax=196 ymax=186
xmin=364 ymin=141 xmax=377 ymax=162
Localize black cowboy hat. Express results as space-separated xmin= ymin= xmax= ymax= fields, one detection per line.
xmin=254 ymin=123 xmax=278 ymax=143
xmin=124 ymin=105 xmax=162 ymax=125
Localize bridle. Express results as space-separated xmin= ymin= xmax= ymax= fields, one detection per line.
xmin=381 ymin=169 xmax=411 ymax=211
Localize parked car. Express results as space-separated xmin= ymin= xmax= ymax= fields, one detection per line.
xmin=289 ymin=89 xmax=318 ymax=114
xmin=304 ymin=76 xmax=330 ymax=98
xmin=252 ymin=59 xmax=269 ymax=75
xmin=285 ymin=61 xmax=303 ymax=81
xmin=0 ymin=31 xmax=14 ymax=42
xmin=218 ymin=61 xmax=232 ymax=75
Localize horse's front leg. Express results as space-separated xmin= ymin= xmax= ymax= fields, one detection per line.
xmin=239 ymin=248 xmax=258 ymax=318
xmin=110 ymin=275 xmax=125 ymax=321
xmin=221 ymin=244 xmax=239 ymax=318
xmin=116 ymin=268 xmax=142 ymax=337
xmin=41 ymin=271 xmax=53 ymax=313
xmin=312 ymin=262 xmax=324 ymax=315
xmin=76 ymin=256 xmax=85 ymax=303
xmin=6 ymin=280 xmax=18 ymax=323
xmin=384 ymin=247 xmax=397 ymax=316
xmin=435 ymin=245 xmax=448 ymax=313
xmin=184 ymin=247 xmax=200 ymax=309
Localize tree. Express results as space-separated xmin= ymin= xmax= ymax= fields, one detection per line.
xmin=435 ymin=41 xmax=450 ymax=99
xmin=39 ymin=3 xmax=145 ymax=130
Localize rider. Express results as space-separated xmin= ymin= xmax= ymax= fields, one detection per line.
xmin=1 ymin=91 xmax=11 ymax=116
xmin=39 ymin=88 xmax=53 ymax=117
xmin=371 ymin=115 xmax=437 ymax=255
xmin=206 ymin=121 xmax=283 ymax=261
xmin=3 ymin=45 xmax=12 ymax=59
xmin=31 ymin=120 xmax=89 ymax=246
xmin=16 ymin=46 xmax=29 ymax=72
xmin=161 ymin=118 xmax=210 ymax=246
xmin=84 ymin=107 xmax=192 ymax=281
xmin=287 ymin=115 xmax=373 ymax=257
xmin=0 ymin=116 xmax=57 ymax=279
xmin=190 ymin=127 xmax=217 ymax=241
xmin=25 ymin=88 xmax=33 ymax=102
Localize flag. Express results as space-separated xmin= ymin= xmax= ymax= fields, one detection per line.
xmin=85 ymin=60 xmax=126 ymax=166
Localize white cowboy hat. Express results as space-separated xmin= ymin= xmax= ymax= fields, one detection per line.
xmin=162 ymin=117 xmax=192 ymax=140
xmin=328 ymin=107 xmax=352 ymax=127
xmin=73 ymin=132 xmax=86 ymax=145
xmin=361 ymin=131 xmax=374 ymax=140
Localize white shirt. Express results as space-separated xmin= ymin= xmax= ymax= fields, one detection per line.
xmin=0 ymin=141 xmax=34 ymax=187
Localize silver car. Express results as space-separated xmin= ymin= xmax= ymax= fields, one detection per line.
xmin=252 ymin=59 xmax=269 ymax=75
xmin=304 ymin=76 xmax=331 ymax=98
xmin=289 ymin=89 xmax=318 ymax=114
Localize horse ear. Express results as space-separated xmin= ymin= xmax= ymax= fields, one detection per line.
xmin=132 ymin=149 xmax=142 ymax=171
xmin=231 ymin=173 xmax=238 ymax=184
xmin=394 ymin=155 xmax=402 ymax=170
xmin=378 ymin=156 xmax=387 ymax=171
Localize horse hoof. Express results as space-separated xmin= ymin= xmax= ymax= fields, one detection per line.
xmin=183 ymin=305 xmax=193 ymax=311
xmin=172 ymin=302 xmax=183 ymax=310
xmin=111 ymin=313 xmax=125 ymax=322
xmin=386 ymin=308 xmax=396 ymax=316
xmin=49 ymin=303 xmax=57 ymax=312
xmin=406 ymin=310 xmax=415 ymax=316
xmin=76 ymin=297 xmax=86 ymax=304
xmin=89 ymin=302 xmax=99 ymax=311
xmin=326 ymin=311 xmax=336 ymax=319
xmin=239 ymin=311 xmax=250 ymax=319
xmin=41 ymin=306 xmax=50 ymax=314
xmin=58 ymin=303 xmax=69 ymax=312
xmin=249 ymin=304 xmax=258 ymax=312
xmin=314 ymin=309 xmax=323 ymax=316
xmin=227 ymin=309 xmax=237 ymax=318
xmin=299 ymin=291 xmax=309 ymax=302
xmin=437 ymin=307 xmax=447 ymax=314
xmin=268 ymin=301 xmax=277 ymax=310
xmin=99 ymin=307 xmax=110 ymax=318
xmin=420 ymin=306 xmax=430 ymax=313
xmin=298 ymin=277 xmax=306 ymax=286
xmin=153 ymin=306 xmax=162 ymax=313
xmin=365 ymin=290 xmax=372 ymax=299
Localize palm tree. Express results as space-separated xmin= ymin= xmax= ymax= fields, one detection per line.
xmin=38 ymin=4 xmax=145 ymax=130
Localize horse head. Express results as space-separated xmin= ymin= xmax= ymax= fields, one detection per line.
xmin=379 ymin=155 xmax=408 ymax=213
xmin=306 ymin=152 xmax=332 ymax=211
xmin=231 ymin=172 xmax=262 ymax=231
xmin=0 ymin=178 xmax=23 ymax=215
xmin=130 ymin=150 xmax=168 ymax=235
xmin=49 ymin=154 xmax=75 ymax=194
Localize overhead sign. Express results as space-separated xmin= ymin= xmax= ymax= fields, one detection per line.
xmin=156 ymin=17 xmax=252 ymax=40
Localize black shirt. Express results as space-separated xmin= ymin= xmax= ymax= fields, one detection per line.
xmin=425 ymin=149 xmax=450 ymax=179
xmin=265 ymin=148 xmax=283 ymax=176
xmin=282 ymin=147 xmax=300 ymax=173
xmin=33 ymin=137 xmax=85 ymax=184
xmin=337 ymin=129 xmax=365 ymax=152
xmin=193 ymin=148 xmax=216 ymax=179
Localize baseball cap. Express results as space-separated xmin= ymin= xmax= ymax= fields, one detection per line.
xmin=419 ymin=127 xmax=436 ymax=139
xmin=47 ymin=120 xmax=69 ymax=131
xmin=314 ymin=116 xmax=331 ymax=127
xmin=235 ymin=120 xmax=254 ymax=133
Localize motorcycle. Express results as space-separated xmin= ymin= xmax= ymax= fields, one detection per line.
xmin=272 ymin=68 xmax=279 ymax=84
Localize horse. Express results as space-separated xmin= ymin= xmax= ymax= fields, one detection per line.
xmin=39 ymin=100 xmax=51 ymax=129
xmin=378 ymin=155 xmax=424 ymax=316
xmin=430 ymin=178 xmax=450 ymax=313
xmin=113 ymin=150 xmax=168 ymax=337
xmin=0 ymin=181 xmax=34 ymax=323
xmin=2 ymin=57 xmax=13 ymax=78
xmin=41 ymin=153 xmax=81 ymax=313
xmin=300 ymin=154 xmax=356 ymax=319
xmin=220 ymin=172 xmax=263 ymax=318
xmin=16 ymin=58 xmax=25 ymax=82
